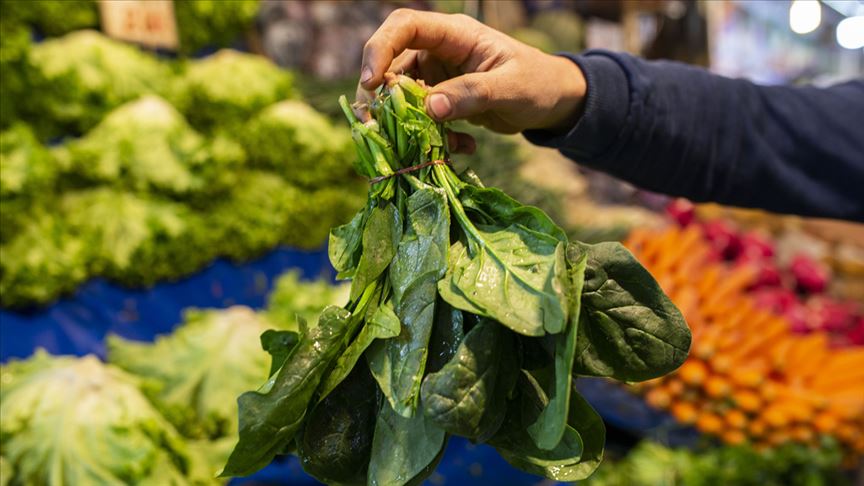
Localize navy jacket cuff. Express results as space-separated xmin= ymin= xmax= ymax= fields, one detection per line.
xmin=523 ymin=52 xmax=630 ymax=162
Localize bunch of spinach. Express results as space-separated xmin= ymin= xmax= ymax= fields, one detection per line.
xmin=220 ymin=74 xmax=691 ymax=485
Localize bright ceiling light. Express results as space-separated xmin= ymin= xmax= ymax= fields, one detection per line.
xmin=789 ymin=0 xmax=822 ymax=34
xmin=836 ymin=16 xmax=864 ymax=49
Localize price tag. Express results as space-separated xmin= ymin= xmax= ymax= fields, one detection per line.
xmin=99 ymin=0 xmax=179 ymax=50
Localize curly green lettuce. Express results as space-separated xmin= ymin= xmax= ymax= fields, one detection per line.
xmin=173 ymin=49 xmax=293 ymax=132
xmin=60 ymin=96 xmax=244 ymax=200
xmin=242 ymin=100 xmax=355 ymax=188
xmin=61 ymin=188 xmax=215 ymax=286
xmin=0 ymin=212 xmax=90 ymax=308
xmin=174 ymin=0 xmax=259 ymax=55
xmin=0 ymin=351 xmax=202 ymax=485
xmin=0 ymin=124 xmax=57 ymax=199
xmin=28 ymin=30 xmax=174 ymax=137
xmin=0 ymin=124 xmax=59 ymax=243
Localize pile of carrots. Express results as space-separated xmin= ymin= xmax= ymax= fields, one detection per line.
xmin=626 ymin=224 xmax=864 ymax=461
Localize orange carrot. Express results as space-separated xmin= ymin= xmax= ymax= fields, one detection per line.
xmin=729 ymin=368 xmax=764 ymax=389
xmin=703 ymin=375 xmax=731 ymax=399
xmin=724 ymin=409 xmax=748 ymax=429
xmin=696 ymin=412 xmax=725 ymax=435
xmin=645 ymin=388 xmax=671 ymax=410
xmin=814 ymin=412 xmax=839 ymax=434
xmin=679 ymin=360 xmax=709 ymax=386
xmin=732 ymin=390 xmax=762 ymax=413
xmin=671 ymin=402 xmax=698 ymax=424
xmin=721 ymin=429 xmax=748 ymax=445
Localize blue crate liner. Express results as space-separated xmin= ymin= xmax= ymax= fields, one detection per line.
xmin=576 ymin=377 xmax=701 ymax=448
xmin=0 ymin=247 xmax=333 ymax=362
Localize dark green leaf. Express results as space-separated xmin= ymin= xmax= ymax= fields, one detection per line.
xmin=571 ymin=242 xmax=691 ymax=382
xmin=421 ymin=319 xmax=518 ymax=441
xmin=260 ymin=329 xmax=299 ymax=377
xmin=426 ymin=299 xmax=464 ymax=373
xmin=369 ymin=189 xmax=449 ymax=416
xmin=298 ymin=362 xmax=378 ymax=485
xmin=459 ymin=185 xmax=567 ymax=243
xmin=220 ymin=305 xmax=351 ymax=477
xmin=565 ymin=386 xmax=605 ymax=479
xmin=328 ymin=206 xmax=366 ymax=277
xmin=367 ymin=401 xmax=446 ymax=486
xmin=438 ymin=225 xmax=568 ymax=336
xmin=317 ymin=300 xmax=400 ymax=400
xmin=350 ymin=203 xmax=401 ymax=301
xmin=490 ymin=372 xmax=603 ymax=481
xmin=527 ymin=246 xmax=587 ymax=449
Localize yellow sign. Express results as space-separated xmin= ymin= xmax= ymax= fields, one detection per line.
xmin=99 ymin=0 xmax=179 ymax=50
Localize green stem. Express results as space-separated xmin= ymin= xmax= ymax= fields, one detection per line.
xmin=338 ymin=95 xmax=358 ymax=124
xmin=433 ymin=163 xmax=482 ymax=244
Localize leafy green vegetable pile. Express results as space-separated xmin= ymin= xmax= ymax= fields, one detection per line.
xmin=585 ymin=439 xmax=850 ymax=486
xmin=218 ymin=75 xmax=691 ymax=484
xmin=0 ymin=271 xmax=348 ymax=485
xmin=173 ymin=0 xmax=260 ymax=55
xmin=0 ymin=31 xmax=366 ymax=308
xmin=27 ymin=30 xmax=176 ymax=138
xmin=173 ymin=49 xmax=295 ymax=133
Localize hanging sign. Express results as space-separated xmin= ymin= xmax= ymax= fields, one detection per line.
xmin=99 ymin=0 xmax=179 ymax=50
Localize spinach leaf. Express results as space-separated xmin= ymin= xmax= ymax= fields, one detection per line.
xmin=565 ymin=385 xmax=605 ymax=479
xmin=329 ymin=206 xmax=367 ymax=278
xmin=421 ymin=319 xmax=518 ymax=441
xmin=438 ymin=224 xmax=568 ymax=336
xmin=490 ymin=372 xmax=585 ymax=480
xmin=317 ymin=301 xmax=400 ymax=401
xmin=367 ymin=401 xmax=446 ymax=486
xmin=491 ymin=372 xmax=603 ymax=481
xmin=350 ymin=203 xmax=402 ymax=301
xmin=570 ymin=242 xmax=691 ymax=382
xmin=260 ymin=329 xmax=299 ymax=377
xmin=220 ymin=305 xmax=351 ymax=477
xmin=459 ymin=185 xmax=567 ymax=243
xmin=527 ymin=246 xmax=587 ymax=450
xmin=426 ymin=299 xmax=464 ymax=374
xmin=298 ymin=362 xmax=378 ymax=485
xmin=368 ymin=189 xmax=449 ymax=416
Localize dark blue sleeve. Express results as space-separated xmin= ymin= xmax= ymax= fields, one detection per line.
xmin=523 ymin=50 xmax=864 ymax=222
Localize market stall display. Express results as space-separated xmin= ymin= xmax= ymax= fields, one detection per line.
xmin=2 ymin=1 xmax=862 ymax=485
xmin=626 ymin=223 xmax=864 ymax=462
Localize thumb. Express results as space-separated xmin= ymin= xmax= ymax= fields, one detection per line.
xmin=425 ymin=72 xmax=496 ymax=122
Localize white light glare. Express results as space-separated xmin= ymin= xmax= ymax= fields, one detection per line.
xmin=836 ymin=16 xmax=864 ymax=49
xmin=789 ymin=0 xmax=822 ymax=34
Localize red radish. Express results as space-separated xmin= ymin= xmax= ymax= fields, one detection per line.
xmin=701 ymin=220 xmax=743 ymax=260
xmin=666 ymin=199 xmax=696 ymax=227
xmin=845 ymin=317 xmax=864 ymax=346
xmin=789 ymin=254 xmax=830 ymax=294
xmin=739 ymin=231 xmax=775 ymax=260
xmin=753 ymin=288 xmax=798 ymax=314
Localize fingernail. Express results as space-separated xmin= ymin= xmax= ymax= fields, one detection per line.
xmin=428 ymin=93 xmax=452 ymax=119
xmin=360 ymin=66 xmax=373 ymax=85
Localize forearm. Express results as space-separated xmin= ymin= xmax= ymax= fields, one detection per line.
xmin=525 ymin=50 xmax=864 ymax=222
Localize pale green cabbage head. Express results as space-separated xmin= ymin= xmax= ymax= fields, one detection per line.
xmin=0 ymin=351 xmax=197 ymax=485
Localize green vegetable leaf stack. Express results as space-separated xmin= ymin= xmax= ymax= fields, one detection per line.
xmin=221 ymin=74 xmax=692 ymax=484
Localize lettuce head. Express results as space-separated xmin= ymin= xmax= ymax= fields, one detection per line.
xmin=0 ymin=351 xmax=198 ymax=485
xmin=29 ymin=31 xmax=174 ymax=137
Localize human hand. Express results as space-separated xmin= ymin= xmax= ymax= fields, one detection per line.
xmin=359 ymin=8 xmax=587 ymax=152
